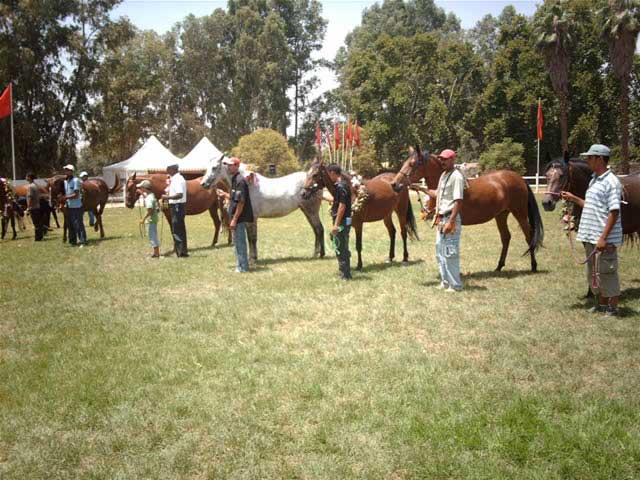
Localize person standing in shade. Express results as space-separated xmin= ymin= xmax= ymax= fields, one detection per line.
xmin=79 ymin=171 xmax=95 ymax=227
xmin=162 ymin=164 xmax=188 ymax=257
xmin=25 ymin=173 xmax=44 ymax=241
xmin=412 ymin=149 xmax=465 ymax=291
xmin=561 ymin=144 xmax=623 ymax=317
xmin=216 ymin=157 xmax=253 ymax=273
xmin=62 ymin=164 xmax=87 ymax=247
xmin=138 ymin=180 xmax=161 ymax=259
xmin=326 ymin=163 xmax=352 ymax=280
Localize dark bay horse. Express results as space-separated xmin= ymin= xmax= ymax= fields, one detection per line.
xmin=13 ymin=183 xmax=61 ymax=230
xmin=0 ymin=178 xmax=19 ymax=240
xmin=543 ymin=153 xmax=640 ymax=241
xmin=302 ymin=159 xmax=418 ymax=270
xmin=392 ymin=150 xmax=544 ymax=272
xmin=125 ymin=173 xmax=231 ymax=247
xmin=50 ymin=175 xmax=121 ymax=241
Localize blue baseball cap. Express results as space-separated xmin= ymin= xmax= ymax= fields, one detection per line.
xmin=580 ymin=144 xmax=610 ymax=157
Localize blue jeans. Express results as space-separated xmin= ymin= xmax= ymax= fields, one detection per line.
xmin=435 ymin=214 xmax=462 ymax=290
xmin=67 ymin=207 xmax=87 ymax=245
xmin=85 ymin=210 xmax=95 ymax=226
xmin=148 ymin=223 xmax=159 ymax=248
xmin=233 ymin=222 xmax=249 ymax=272
xmin=170 ymin=203 xmax=187 ymax=257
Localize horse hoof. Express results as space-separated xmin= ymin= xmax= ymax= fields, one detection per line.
xmin=385 ymin=258 xmax=394 ymax=264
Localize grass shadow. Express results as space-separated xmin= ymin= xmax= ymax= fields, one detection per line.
xmin=465 ymin=269 xmax=550 ymax=280
xmin=257 ymin=255 xmax=321 ymax=266
xmin=359 ymin=259 xmax=424 ymax=273
xmin=621 ymin=287 xmax=640 ymax=302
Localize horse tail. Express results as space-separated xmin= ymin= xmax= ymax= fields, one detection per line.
xmin=406 ymin=194 xmax=419 ymax=241
xmin=108 ymin=175 xmax=121 ymax=195
xmin=525 ymin=183 xmax=544 ymax=253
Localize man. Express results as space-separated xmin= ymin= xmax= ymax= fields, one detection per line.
xmin=216 ymin=157 xmax=253 ymax=272
xmin=412 ymin=149 xmax=465 ymax=291
xmin=79 ymin=171 xmax=95 ymax=227
xmin=162 ymin=164 xmax=188 ymax=257
xmin=25 ymin=173 xmax=44 ymax=241
xmin=561 ymin=144 xmax=623 ymax=317
xmin=327 ymin=163 xmax=352 ymax=280
xmin=63 ymin=164 xmax=87 ymax=247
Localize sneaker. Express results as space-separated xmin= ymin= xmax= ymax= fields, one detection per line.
xmin=588 ymin=305 xmax=605 ymax=313
xmin=445 ymin=287 xmax=461 ymax=293
xmin=78 ymin=244 xmax=84 ymax=249
xmin=436 ymin=283 xmax=448 ymax=290
xmin=603 ymin=307 xmax=619 ymax=318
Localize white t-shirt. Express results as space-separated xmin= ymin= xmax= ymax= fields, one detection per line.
xmin=168 ymin=173 xmax=187 ymax=204
xmin=436 ymin=168 xmax=465 ymax=215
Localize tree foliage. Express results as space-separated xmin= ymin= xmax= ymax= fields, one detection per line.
xmin=231 ymin=128 xmax=300 ymax=176
xmin=478 ymin=138 xmax=526 ymax=174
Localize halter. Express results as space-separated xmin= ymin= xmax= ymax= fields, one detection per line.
xmin=544 ymin=162 xmax=570 ymax=197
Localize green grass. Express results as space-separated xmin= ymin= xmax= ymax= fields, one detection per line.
xmin=1 ymin=197 xmax=639 ymax=479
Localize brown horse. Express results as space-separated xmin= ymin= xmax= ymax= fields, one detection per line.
xmin=543 ymin=152 xmax=640 ymax=241
xmin=392 ymin=149 xmax=544 ymax=272
xmin=50 ymin=175 xmax=121 ymax=242
xmin=12 ymin=183 xmax=61 ymax=229
xmin=125 ymin=173 xmax=230 ymax=247
xmin=0 ymin=178 xmax=19 ymax=239
xmin=302 ymin=159 xmax=418 ymax=270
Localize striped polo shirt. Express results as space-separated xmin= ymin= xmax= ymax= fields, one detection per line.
xmin=576 ymin=169 xmax=623 ymax=246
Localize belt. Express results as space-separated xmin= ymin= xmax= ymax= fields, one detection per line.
xmin=439 ymin=211 xmax=452 ymax=217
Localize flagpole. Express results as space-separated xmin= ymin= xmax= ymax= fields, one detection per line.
xmin=10 ymin=83 xmax=15 ymax=181
xmin=536 ymin=97 xmax=540 ymax=194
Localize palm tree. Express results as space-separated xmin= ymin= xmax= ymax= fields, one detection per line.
xmin=601 ymin=0 xmax=640 ymax=174
xmin=533 ymin=0 xmax=574 ymax=154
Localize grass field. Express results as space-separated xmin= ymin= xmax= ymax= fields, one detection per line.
xmin=1 ymin=197 xmax=639 ymax=479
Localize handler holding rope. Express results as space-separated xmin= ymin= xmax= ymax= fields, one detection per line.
xmin=327 ymin=164 xmax=352 ymax=280
xmin=561 ymin=144 xmax=623 ymax=317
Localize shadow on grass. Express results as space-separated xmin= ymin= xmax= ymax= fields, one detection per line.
xmin=464 ymin=269 xmax=550 ymax=280
xmin=417 ymin=280 xmax=488 ymax=291
xmin=257 ymin=255 xmax=322 ymax=266
xmin=359 ymin=259 xmax=424 ymax=273
xmin=621 ymin=287 xmax=640 ymax=301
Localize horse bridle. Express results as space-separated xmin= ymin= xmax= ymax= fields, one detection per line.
xmin=546 ymin=162 xmax=570 ymax=197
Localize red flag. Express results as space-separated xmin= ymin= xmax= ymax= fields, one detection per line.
xmin=315 ymin=122 xmax=322 ymax=152
xmin=536 ymin=100 xmax=543 ymax=141
xmin=0 ymin=84 xmax=11 ymax=119
xmin=346 ymin=118 xmax=352 ymax=147
xmin=354 ymin=120 xmax=360 ymax=147
xmin=334 ymin=121 xmax=340 ymax=151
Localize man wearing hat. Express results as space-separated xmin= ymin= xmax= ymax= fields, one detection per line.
xmin=62 ymin=164 xmax=87 ymax=247
xmin=412 ymin=149 xmax=465 ymax=291
xmin=216 ymin=157 xmax=253 ymax=272
xmin=561 ymin=144 xmax=623 ymax=317
xmin=162 ymin=164 xmax=188 ymax=257
xmin=79 ymin=171 xmax=95 ymax=227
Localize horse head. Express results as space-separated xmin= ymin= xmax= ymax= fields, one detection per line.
xmin=542 ymin=151 xmax=570 ymax=212
xmin=201 ymin=154 xmax=227 ymax=189
xmin=48 ymin=175 xmax=67 ymax=209
xmin=125 ymin=172 xmax=140 ymax=209
xmin=391 ymin=145 xmax=424 ymax=192
xmin=301 ymin=158 xmax=325 ymax=200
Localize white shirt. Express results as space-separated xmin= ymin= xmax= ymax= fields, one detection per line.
xmin=436 ymin=168 xmax=465 ymax=215
xmin=168 ymin=173 xmax=187 ymax=204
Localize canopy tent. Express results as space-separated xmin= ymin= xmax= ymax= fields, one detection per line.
xmin=178 ymin=137 xmax=223 ymax=173
xmin=102 ymin=136 xmax=180 ymax=185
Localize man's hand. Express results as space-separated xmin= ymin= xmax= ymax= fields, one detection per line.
xmin=216 ymin=189 xmax=229 ymax=200
xmin=561 ymin=191 xmax=578 ymax=202
xmin=139 ymin=219 xmax=145 ymax=225
xmin=442 ymin=220 xmax=455 ymax=235
xmin=230 ymin=219 xmax=237 ymax=231
xmin=596 ymin=237 xmax=607 ymax=251
xmin=332 ymin=225 xmax=339 ymax=236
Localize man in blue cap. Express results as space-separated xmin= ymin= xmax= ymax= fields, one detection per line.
xmin=561 ymin=144 xmax=623 ymax=317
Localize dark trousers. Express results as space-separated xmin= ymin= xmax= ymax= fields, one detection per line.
xmin=171 ymin=203 xmax=188 ymax=256
xmin=67 ymin=207 xmax=87 ymax=245
xmin=334 ymin=224 xmax=351 ymax=279
xmin=30 ymin=208 xmax=44 ymax=241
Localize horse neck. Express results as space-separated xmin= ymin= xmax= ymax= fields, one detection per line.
xmin=320 ymin=167 xmax=337 ymax=196
xmin=569 ymin=163 xmax=590 ymax=198
xmin=413 ymin=158 xmax=442 ymax=188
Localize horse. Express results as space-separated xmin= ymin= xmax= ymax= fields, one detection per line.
xmin=49 ymin=175 xmax=121 ymax=242
xmin=200 ymin=156 xmax=325 ymax=262
xmin=125 ymin=173 xmax=231 ymax=247
xmin=0 ymin=178 xmax=19 ymax=240
xmin=392 ymin=148 xmax=544 ymax=272
xmin=12 ymin=183 xmax=61 ymax=230
xmin=542 ymin=152 xmax=640 ymax=241
xmin=301 ymin=158 xmax=419 ymax=270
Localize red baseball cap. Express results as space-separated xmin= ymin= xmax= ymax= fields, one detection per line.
xmin=438 ymin=149 xmax=456 ymax=160
xmin=222 ymin=157 xmax=241 ymax=166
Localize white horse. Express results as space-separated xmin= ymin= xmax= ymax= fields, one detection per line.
xmin=201 ymin=155 xmax=325 ymax=262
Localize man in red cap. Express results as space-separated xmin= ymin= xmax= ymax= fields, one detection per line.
xmin=413 ymin=149 xmax=465 ymax=291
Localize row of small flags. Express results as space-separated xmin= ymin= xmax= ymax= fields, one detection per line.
xmin=315 ymin=118 xmax=361 ymax=171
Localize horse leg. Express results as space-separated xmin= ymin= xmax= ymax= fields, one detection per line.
xmin=246 ymin=221 xmax=258 ymax=265
xmin=209 ymin=203 xmax=221 ymax=247
xmin=355 ymin=222 xmax=363 ymax=270
xmin=383 ymin=214 xmax=396 ymax=263
xmin=1 ymin=216 xmax=6 ymax=239
xmin=495 ymin=211 xmax=511 ymax=271
xmin=396 ymin=200 xmax=410 ymax=262
xmin=513 ymin=209 xmax=537 ymax=273
xmin=300 ymin=203 xmax=325 ymax=258
xmin=164 ymin=207 xmax=175 ymax=254
xmin=51 ymin=208 xmax=60 ymax=228
xmin=10 ymin=213 xmax=16 ymax=239
xmin=222 ymin=205 xmax=232 ymax=245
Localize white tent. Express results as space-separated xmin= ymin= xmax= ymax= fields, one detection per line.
xmin=102 ymin=136 xmax=180 ymax=185
xmin=178 ymin=137 xmax=224 ymax=173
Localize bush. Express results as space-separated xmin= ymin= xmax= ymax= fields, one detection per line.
xmin=231 ymin=128 xmax=300 ymax=177
xmin=478 ymin=138 xmax=526 ymax=174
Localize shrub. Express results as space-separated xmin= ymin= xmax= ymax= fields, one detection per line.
xmin=231 ymin=128 xmax=300 ymax=177
xmin=479 ymin=138 xmax=526 ymax=174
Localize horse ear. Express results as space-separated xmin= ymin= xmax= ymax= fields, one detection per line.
xmin=563 ymin=151 xmax=570 ymax=163
xmin=415 ymin=144 xmax=421 ymax=156
xmin=132 ymin=172 xmax=136 ymax=181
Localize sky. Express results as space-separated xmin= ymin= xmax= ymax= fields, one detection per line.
xmin=111 ymin=0 xmax=540 ymax=132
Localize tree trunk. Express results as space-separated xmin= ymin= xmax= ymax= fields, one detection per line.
xmin=559 ymin=90 xmax=569 ymax=154
xmin=619 ymin=75 xmax=630 ymax=174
